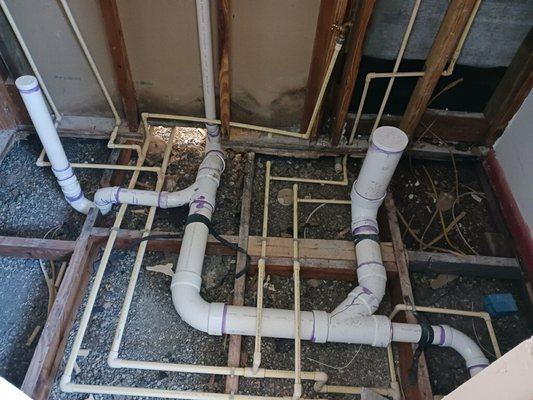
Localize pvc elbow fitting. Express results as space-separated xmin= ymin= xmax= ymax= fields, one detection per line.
xmin=171 ymin=272 xmax=225 ymax=336
xmin=433 ymin=325 xmax=489 ymax=376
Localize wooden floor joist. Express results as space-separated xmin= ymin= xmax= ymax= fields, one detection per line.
xmin=225 ymin=152 xmax=254 ymax=394
xmin=408 ymin=250 xmax=522 ymax=279
xmin=0 ymin=235 xmax=75 ymax=260
xmin=21 ymin=208 xmax=99 ymax=400
xmin=384 ymin=193 xmax=433 ymax=400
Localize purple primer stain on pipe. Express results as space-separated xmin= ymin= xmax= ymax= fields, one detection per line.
xmin=438 ymin=325 xmax=446 ymax=345
xmin=310 ymin=313 xmax=316 ymax=342
xmin=52 ymin=163 xmax=71 ymax=173
xmin=468 ymin=364 xmax=488 ymax=372
xmin=66 ymin=191 xmax=83 ymax=202
xmin=19 ymin=85 xmax=40 ymax=94
xmin=115 ymin=187 xmax=121 ymax=204
xmin=192 ymin=196 xmax=214 ymax=211
xmin=352 ymin=224 xmax=379 ymax=236
xmin=157 ymin=191 xmax=164 ymax=208
xmin=221 ymin=304 xmax=228 ymax=334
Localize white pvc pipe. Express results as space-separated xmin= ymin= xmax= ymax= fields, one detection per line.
xmin=15 ymin=76 xmax=94 ymax=214
xmin=392 ymin=323 xmax=489 ymax=376
xmin=169 ymin=124 xmax=487 ymax=376
xmin=195 ymin=0 xmax=220 ymax=142
xmin=94 ymin=184 xmax=198 ymax=215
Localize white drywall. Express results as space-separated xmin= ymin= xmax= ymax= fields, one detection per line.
xmin=494 ymin=90 xmax=533 ymax=231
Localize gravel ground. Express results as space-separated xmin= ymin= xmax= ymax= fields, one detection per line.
xmin=0 ymin=136 xmax=108 ymax=240
xmin=0 ymin=257 xmax=48 ymax=387
xmin=47 ymin=249 xmax=392 ymax=400
xmin=389 ymin=158 xmax=507 ymax=256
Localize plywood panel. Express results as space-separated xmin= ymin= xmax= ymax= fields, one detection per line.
xmin=231 ymin=0 xmax=320 ymax=127
xmin=5 ymin=0 xmax=121 ymax=117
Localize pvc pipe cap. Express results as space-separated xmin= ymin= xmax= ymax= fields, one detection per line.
xmin=372 ymin=126 xmax=409 ymax=153
xmin=15 ymin=75 xmax=39 ymax=92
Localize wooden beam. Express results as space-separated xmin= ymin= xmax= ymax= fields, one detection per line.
xmin=400 ymin=0 xmax=478 ymax=136
xmin=384 ymin=194 xmax=433 ymax=400
xmin=408 ymin=250 xmax=522 ymax=280
xmin=22 ymin=208 xmax=99 ymax=400
xmin=0 ymin=236 xmax=75 ymax=260
xmin=225 ymin=152 xmax=254 ymax=394
xmin=484 ymin=28 xmax=533 ymax=145
xmin=330 ymin=0 xmax=376 ymax=145
xmin=217 ymin=0 xmax=231 ymax=138
xmin=0 ymin=79 xmax=21 ymax=130
xmin=0 ymin=130 xmax=17 ymax=165
xmin=89 ymin=227 xmax=398 ymax=280
xmin=98 ymin=0 xmax=139 ymax=132
xmin=301 ymin=0 xmax=349 ymax=139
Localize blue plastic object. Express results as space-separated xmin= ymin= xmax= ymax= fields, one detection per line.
xmin=483 ymin=293 xmax=518 ymax=318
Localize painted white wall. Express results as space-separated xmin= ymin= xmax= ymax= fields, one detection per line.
xmin=494 ymin=90 xmax=533 ymax=231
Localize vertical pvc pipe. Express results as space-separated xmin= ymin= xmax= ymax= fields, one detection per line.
xmin=195 ymin=0 xmax=220 ymax=141
xmin=15 ymin=75 xmax=94 ymax=214
xmin=354 ymin=126 xmax=409 ymax=200
xmin=253 ymin=161 xmax=271 ymax=372
xmin=292 ymin=184 xmax=302 ymax=399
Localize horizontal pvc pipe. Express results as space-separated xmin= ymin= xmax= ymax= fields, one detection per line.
xmin=392 ymin=323 xmax=489 ymax=377
xmin=298 ymin=198 xmax=351 ymax=205
xmin=61 ymin=382 xmax=327 ymax=400
xmin=94 ymin=184 xmax=197 ymax=215
xmin=389 ymin=303 xmax=501 ymax=358
xmin=109 ymin=358 xmax=327 ymax=384
xmin=316 ymin=385 xmax=393 ymax=396
xmin=15 ymin=76 xmax=94 ymax=214
xmin=38 ymin=159 xmax=160 ymax=173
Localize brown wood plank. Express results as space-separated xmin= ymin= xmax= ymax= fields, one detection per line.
xmin=408 ymin=250 xmax=522 ymax=280
xmin=400 ymin=0 xmax=478 ymax=137
xmin=98 ymin=0 xmax=139 ymax=132
xmin=484 ymin=27 xmax=533 ymax=145
xmin=0 ymin=236 xmax=75 ymax=260
xmin=247 ymin=236 xmax=396 ymax=264
xmin=0 ymin=79 xmax=21 ymax=130
xmin=217 ymin=0 xmax=231 ymax=138
xmin=301 ymin=0 xmax=349 ymax=139
xmin=0 ymin=130 xmax=17 ymax=165
xmin=99 ymin=147 xmax=122 ymax=188
xmin=22 ymin=208 xmax=99 ymax=400
xmin=225 ymin=152 xmax=254 ymax=394
xmin=89 ymin=227 xmax=398 ymax=279
xmin=330 ymin=0 xmax=376 ymax=145
xmin=384 ymin=194 xmax=433 ymax=400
